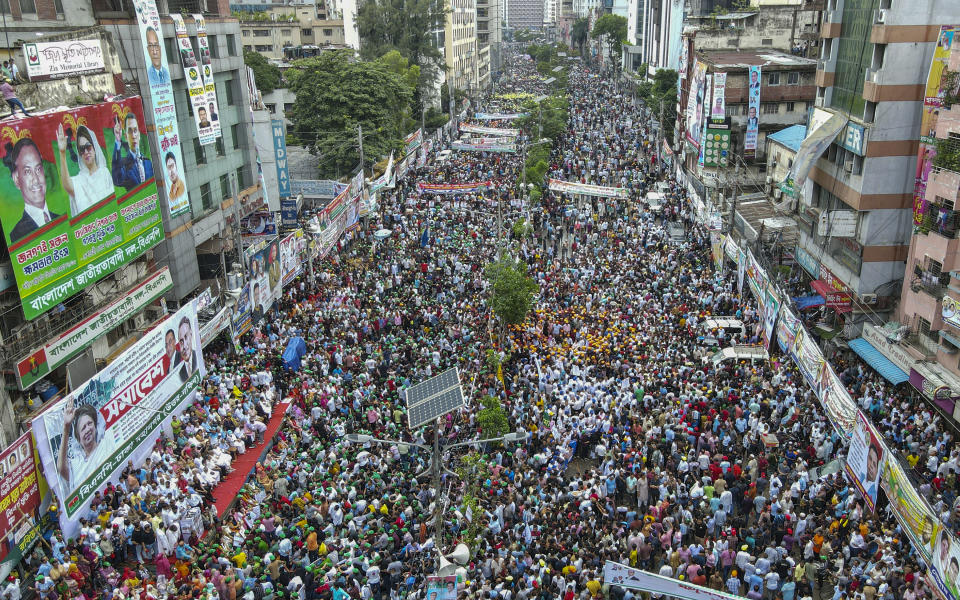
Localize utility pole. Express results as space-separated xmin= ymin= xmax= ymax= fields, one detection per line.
xmin=422 ymin=105 xmax=427 ymax=137
xmin=432 ymin=418 xmax=443 ymax=548
xmin=658 ymin=98 xmax=665 ymax=177
xmin=230 ymin=172 xmax=245 ymax=276
xmin=357 ymin=124 xmax=365 ymax=176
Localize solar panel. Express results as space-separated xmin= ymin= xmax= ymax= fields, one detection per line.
xmin=405 ymin=368 xmax=465 ymax=430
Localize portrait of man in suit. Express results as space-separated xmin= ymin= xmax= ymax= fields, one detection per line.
xmin=145 ymin=27 xmax=169 ymax=86
xmin=5 ymin=138 xmax=61 ymax=243
xmin=112 ymin=112 xmax=154 ymax=191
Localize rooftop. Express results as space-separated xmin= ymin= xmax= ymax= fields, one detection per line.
xmin=767 ymin=125 xmax=807 ymax=153
xmin=701 ymin=49 xmax=817 ymax=70
xmin=713 ymin=11 xmax=759 ymax=19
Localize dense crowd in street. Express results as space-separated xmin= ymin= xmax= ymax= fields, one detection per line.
xmin=14 ymin=49 xmax=960 ymax=600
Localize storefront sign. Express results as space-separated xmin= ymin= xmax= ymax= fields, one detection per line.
xmin=861 ymin=324 xmax=918 ymax=374
xmin=24 ymin=38 xmax=105 ymax=81
xmin=840 ymin=122 xmax=866 ymax=156
xmin=794 ymin=245 xmax=819 ymax=277
xmin=15 ymin=267 xmax=173 ymax=390
xmin=909 ymin=366 xmax=959 ymax=417
xmin=272 ymin=119 xmax=290 ymax=197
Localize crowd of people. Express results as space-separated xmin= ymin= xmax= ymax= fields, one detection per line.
xmin=15 ymin=48 xmax=960 ymax=600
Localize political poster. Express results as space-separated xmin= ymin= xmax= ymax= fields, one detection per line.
xmin=930 ymin=528 xmax=960 ymax=600
xmin=547 ymin=179 xmax=628 ymax=198
xmin=790 ymin=326 xmax=824 ymax=387
xmin=24 ymin=38 xmax=105 ymax=82
xmin=745 ymin=66 xmax=761 ymax=157
xmin=280 ymin=230 xmax=306 ymax=286
xmin=761 ymin=285 xmax=781 ymax=351
xmin=32 ymin=299 xmax=205 ymax=537
xmin=711 ymin=72 xmax=727 ymax=119
xmin=424 ymin=575 xmax=460 ymax=600
xmin=241 ymin=211 xmax=277 ymax=238
xmin=230 ymin=282 xmax=253 ymax=340
xmin=459 ymin=124 xmax=520 ymax=137
xmin=0 ymin=97 xmax=164 ymax=321
xmin=685 ymin=61 xmax=706 ymax=148
xmin=451 ymin=141 xmax=518 ymax=153
xmin=0 ymin=433 xmax=44 ymax=565
xmin=404 ymin=128 xmax=423 ymax=156
xmin=816 ymin=361 xmax=857 ymax=435
xmin=736 ymin=247 xmax=746 ymax=295
xmin=844 ymin=411 xmax=885 ymax=511
xmin=170 ymin=15 xmax=215 ymax=146
xmin=776 ymin=306 xmax=801 ymax=353
xmin=193 ymin=14 xmax=223 ymax=142
xmin=246 ymin=238 xmax=282 ymax=326
xmin=880 ymin=457 xmax=941 ymax=563
xmin=131 ymin=0 xmax=190 ymax=217
xmin=604 ymin=561 xmax=741 ymax=600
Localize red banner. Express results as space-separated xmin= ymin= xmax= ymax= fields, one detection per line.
xmin=0 ymin=433 xmax=42 ymax=562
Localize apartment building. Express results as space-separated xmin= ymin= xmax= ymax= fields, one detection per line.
xmin=508 ymin=0 xmax=545 ymax=28
xmin=447 ymin=0 xmax=482 ymax=93
xmin=477 ymin=0 xmax=502 ymax=84
xmin=233 ymin=2 xmax=346 ymax=60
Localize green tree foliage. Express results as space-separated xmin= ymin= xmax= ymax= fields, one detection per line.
xmin=571 ymin=18 xmax=590 ymax=56
xmin=476 ymin=395 xmax=510 ymax=438
xmin=377 ymin=50 xmax=421 ymax=132
xmin=485 ymin=258 xmax=538 ymax=327
xmin=517 ymin=95 xmax=568 ymax=143
xmin=243 ymin=49 xmax=282 ymax=94
xmin=591 ymin=13 xmax=628 ymax=63
xmin=440 ymin=85 xmax=468 ymax=116
xmin=287 ymin=50 xmax=412 ymax=178
xmin=635 ymin=69 xmax=679 ymax=145
xmin=355 ymin=0 xmax=447 ymax=109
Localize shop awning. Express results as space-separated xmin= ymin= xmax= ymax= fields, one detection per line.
xmin=849 ymin=337 xmax=910 ymax=384
xmin=810 ymin=279 xmax=852 ymax=313
xmin=793 ymin=294 xmax=825 ymax=310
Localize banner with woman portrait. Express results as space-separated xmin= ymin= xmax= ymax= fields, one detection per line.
xmin=0 ymin=97 xmax=163 ymax=320
xmin=32 ymin=299 xmax=205 ymax=538
xmin=844 ymin=411 xmax=885 ymax=511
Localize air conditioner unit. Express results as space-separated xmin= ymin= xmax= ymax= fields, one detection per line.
xmin=861 ymin=293 xmax=878 ymax=305
xmin=844 ymin=160 xmax=854 ymax=173
xmin=773 ymin=188 xmax=783 ymax=199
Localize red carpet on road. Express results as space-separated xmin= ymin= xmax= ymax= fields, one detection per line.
xmin=211 ymin=402 xmax=290 ymax=517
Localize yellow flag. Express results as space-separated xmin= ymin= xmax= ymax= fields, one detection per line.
xmin=497 ymin=363 xmax=505 ymax=387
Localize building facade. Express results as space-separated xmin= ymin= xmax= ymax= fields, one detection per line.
xmin=508 ymin=0 xmax=545 ymax=28
xmin=234 ymin=4 xmax=346 ymax=60
xmin=446 ymin=0 xmax=482 ymax=94
xmin=477 ymin=0 xmax=502 ymax=84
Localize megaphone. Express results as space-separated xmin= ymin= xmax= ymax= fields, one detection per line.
xmin=437 ymin=556 xmax=458 ymax=577
xmin=447 ymin=543 xmax=470 ymax=566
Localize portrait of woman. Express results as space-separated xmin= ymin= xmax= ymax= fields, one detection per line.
xmin=56 ymin=123 xmax=114 ymax=216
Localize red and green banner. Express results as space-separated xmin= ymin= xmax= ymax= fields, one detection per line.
xmin=0 ymin=96 xmax=163 ymax=320
xmin=416 ymin=181 xmax=492 ymax=195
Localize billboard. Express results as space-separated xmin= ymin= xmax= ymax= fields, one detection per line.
xmin=711 ymin=72 xmax=726 ymax=119
xmin=16 ymin=267 xmax=173 ymax=390
xmin=703 ymin=119 xmax=731 ymax=168
xmin=0 ymin=97 xmax=164 ymax=320
xmin=604 ymin=561 xmax=741 ymax=600
xmin=241 ymin=211 xmax=277 ymax=237
xmin=272 ymin=119 xmax=290 ymax=197
xmin=230 ymin=282 xmax=253 ymax=340
xmin=24 ymin=39 xmax=105 ymax=82
xmin=745 ymin=66 xmax=761 ymax=157
xmin=131 ymin=0 xmax=191 ymax=218
xmin=844 ymin=411 xmax=885 ymax=512
xmin=280 ymin=230 xmax=305 ymax=286
xmin=171 ymin=15 xmax=216 ymax=146
xmin=0 ymin=433 xmax=44 ymax=565
xmin=32 ymin=299 xmax=206 ymax=536
xmin=685 ymin=61 xmax=707 ymax=148
xmin=246 ymin=237 xmax=282 ymax=326
xmin=193 ymin=14 xmax=223 ymax=143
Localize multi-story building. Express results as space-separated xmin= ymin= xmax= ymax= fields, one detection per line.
xmin=508 ymin=0 xmax=545 ymax=28
xmin=0 ymin=0 xmax=265 ymax=445
xmin=237 ymin=16 xmax=346 ymax=60
xmin=625 ymin=0 xmax=685 ymax=75
xmin=447 ymin=0 xmax=482 ymax=94
xmin=788 ymin=0 xmax=960 ymax=326
xmin=477 ymin=0 xmax=502 ymax=85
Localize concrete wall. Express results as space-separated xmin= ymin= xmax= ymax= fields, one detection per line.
xmin=693 ymin=8 xmax=809 ymax=52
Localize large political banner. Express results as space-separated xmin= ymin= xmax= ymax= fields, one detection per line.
xmin=246 ymin=237 xmax=282 ymax=326
xmin=685 ymin=61 xmax=706 ymax=148
xmin=0 ymin=97 xmax=163 ymax=320
xmin=451 ymin=141 xmax=518 ymax=153
xmin=604 ymin=561 xmax=741 ymax=600
xmin=171 ymin=15 xmax=215 ymax=146
xmin=193 ymin=15 xmax=223 ymax=143
xmin=230 ymin=282 xmax=253 ymax=340
xmin=131 ymin=0 xmax=190 ymax=218
xmin=711 ymin=72 xmax=726 ymax=119
xmin=0 ymin=433 xmax=44 ymax=565
xmin=931 ymin=528 xmax=960 ymax=600
xmin=744 ymin=249 xmax=767 ymax=301
xmin=745 ymin=66 xmax=761 ymax=157
xmin=404 ymin=128 xmax=423 ymax=155
xmin=547 ymin=179 xmax=628 ymax=198
xmin=280 ymin=229 xmax=306 ymax=286
xmin=844 ymin=411 xmax=885 ymax=512
xmin=776 ymin=306 xmax=801 ymax=353
xmin=32 ymin=299 xmax=205 ymax=536
xmin=880 ymin=457 xmax=941 ymax=562
xmin=416 ymin=182 xmax=491 ymax=195
xmin=761 ymin=284 xmax=780 ymax=351
xmin=817 ymin=362 xmax=857 ymax=434
xmin=459 ymin=123 xmax=520 ymax=137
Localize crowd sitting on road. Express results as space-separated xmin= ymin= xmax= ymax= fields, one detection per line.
xmin=15 ymin=51 xmax=960 ymax=600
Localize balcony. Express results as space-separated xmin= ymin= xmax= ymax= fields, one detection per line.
xmin=916 ymin=200 xmax=960 ymax=240
xmin=904 ymin=330 xmax=940 ymax=359
xmin=911 ymin=268 xmax=950 ymax=298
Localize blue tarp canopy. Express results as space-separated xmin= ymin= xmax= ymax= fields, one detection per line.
xmin=282 ymin=336 xmax=307 ymax=372
xmin=848 ymin=337 xmax=909 ymax=385
xmin=792 ymin=295 xmax=825 ymax=310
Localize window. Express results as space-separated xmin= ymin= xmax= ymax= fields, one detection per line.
xmin=762 ymin=103 xmax=779 ymax=115
xmin=302 ymin=28 xmax=312 ymax=36
xmin=244 ymin=45 xmax=253 ymax=53
xmin=236 ymin=167 xmax=247 ymax=189
xmin=54 ymin=0 xmax=64 ymax=16
xmin=200 ymin=182 xmax=213 ymax=211
xmin=864 ymin=100 xmax=877 ymax=123
xmin=830 ymin=0 xmax=874 ymax=117
xmin=209 ymin=35 xmax=220 ymax=58
xmin=284 ymin=102 xmax=294 ymax=113
xmin=0 ymin=0 xmax=9 ymax=14
xmin=224 ymin=79 xmax=235 ymax=106
xmin=165 ymin=37 xmax=177 ymax=62
xmin=215 ymin=136 xmax=226 ymax=157
xmin=788 ymin=71 xmax=800 ymax=85
xmin=266 ymin=103 xmax=276 ymax=114
xmin=243 ymin=29 xmax=252 ymax=37
xmin=761 ymin=38 xmax=773 ymax=46
xmin=281 ymin=29 xmax=291 ymax=36
xmin=786 ymin=102 xmax=795 ymax=112
xmin=254 ymin=45 xmax=274 ymax=52
xmin=220 ymin=174 xmax=231 ymax=198
xmin=227 ymin=34 xmax=237 ymax=55
xmin=194 ymin=137 xmax=207 ymax=165
xmin=19 ymin=0 xmax=36 ymax=14
xmin=254 ymin=29 xmax=270 ymax=37
xmin=767 ymin=72 xmax=780 ymax=86
xmin=324 ymin=28 xmax=333 ymax=36
xmin=232 ymin=123 xmax=241 ymax=149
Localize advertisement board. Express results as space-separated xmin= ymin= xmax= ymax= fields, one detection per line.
xmin=0 ymin=97 xmax=164 ymax=320
xmin=24 ymin=39 xmax=105 ymax=82
xmin=16 ymin=267 xmax=173 ymax=390
xmin=0 ymin=433 xmax=43 ymax=565
xmin=171 ymin=15 xmax=216 ymax=146
xmin=711 ymin=72 xmax=726 ymax=119
xmin=32 ymin=299 xmax=206 ymax=537
xmin=193 ymin=14 xmax=223 ymax=143
xmin=280 ymin=230 xmax=305 ymax=286
xmin=745 ymin=66 xmax=761 ymax=157
xmin=241 ymin=211 xmax=277 ymax=237
xmin=844 ymin=411 xmax=885 ymax=511
xmin=604 ymin=561 xmax=741 ymax=600
xmin=703 ymin=119 xmax=731 ymax=168
xmin=131 ymin=0 xmax=191 ymax=218
xmin=246 ymin=238 xmax=282 ymax=326
xmin=272 ymin=119 xmax=290 ymax=197
xmin=685 ymin=61 xmax=707 ymax=148
xmin=230 ymin=282 xmax=253 ymax=340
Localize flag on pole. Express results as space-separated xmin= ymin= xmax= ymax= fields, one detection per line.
xmin=420 ymin=225 xmax=430 ymax=247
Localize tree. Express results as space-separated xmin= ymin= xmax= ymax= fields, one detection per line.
xmin=243 ymin=49 xmax=282 ymax=94
xmin=485 ymin=258 xmax=538 ymax=327
xmin=287 ymin=50 xmax=413 ymax=178
xmin=635 ymin=69 xmax=678 ymax=145
xmin=355 ymin=0 xmax=448 ymax=109
xmin=378 ymin=50 xmax=421 ymax=131
xmin=571 ymin=17 xmax=590 ymax=56
xmin=591 ymin=13 xmax=628 ymax=64
xmin=476 ymin=394 xmax=509 ymax=439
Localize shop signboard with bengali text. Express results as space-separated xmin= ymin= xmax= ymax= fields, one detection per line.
xmin=0 ymin=97 xmax=163 ymax=321
xmin=32 ymin=299 xmax=206 ymax=538
xmin=15 ymin=267 xmax=173 ymax=390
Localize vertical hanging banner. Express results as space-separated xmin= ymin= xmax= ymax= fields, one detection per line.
xmin=193 ymin=15 xmax=222 ymax=142
xmin=272 ymin=119 xmax=290 ymax=197
xmin=711 ymin=72 xmax=726 ymax=119
xmin=844 ymin=411 xmax=885 ymax=512
xmin=685 ymin=61 xmax=707 ymax=148
xmin=171 ymin=15 xmax=216 ymax=146
xmin=745 ymin=66 xmax=761 ymax=157
xmin=131 ymin=0 xmax=190 ymax=217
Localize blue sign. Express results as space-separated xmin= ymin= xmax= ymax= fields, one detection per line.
xmin=794 ymin=244 xmax=820 ymax=277
xmin=272 ymin=119 xmax=290 ymax=197
xmin=281 ymin=197 xmax=299 ymax=228
xmin=290 ymin=179 xmax=345 ymax=198
xmin=839 ymin=122 xmax=866 ymax=156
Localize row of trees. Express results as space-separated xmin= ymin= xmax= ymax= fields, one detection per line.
xmin=634 ymin=68 xmax=679 ymax=146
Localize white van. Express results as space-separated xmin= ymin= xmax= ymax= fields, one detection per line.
xmin=436 ymin=149 xmax=453 ymax=163
xmin=699 ymin=317 xmax=747 ymax=346
xmin=645 ymin=191 xmax=666 ymax=211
